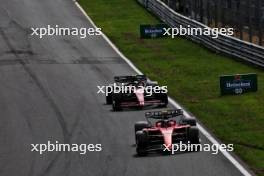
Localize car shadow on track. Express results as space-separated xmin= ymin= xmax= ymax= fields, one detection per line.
xmin=132 ymin=151 xmax=192 ymax=158
xmin=106 ymin=105 xmax=168 ymax=112
xmin=130 ymin=144 xmax=199 ymax=158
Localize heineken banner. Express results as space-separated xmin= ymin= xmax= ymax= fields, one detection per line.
xmin=140 ymin=24 xmax=168 ymax=39
xmin=220 ymin=73 xmax=258 ymax=95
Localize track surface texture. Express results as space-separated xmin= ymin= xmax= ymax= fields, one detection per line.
xmin=0 ymin=0 xmax=248 ymax=176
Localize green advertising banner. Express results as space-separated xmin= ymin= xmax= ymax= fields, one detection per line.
xmin=140 ymin=24 xmax=168 ymax=39
xmin=220 ymin=73 xmax=258 ymax=95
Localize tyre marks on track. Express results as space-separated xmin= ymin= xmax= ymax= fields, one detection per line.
xmin=0 ymin=20 xmax=71 ymax=176
xmin=0 ymin=57 xmax=124 ymax=66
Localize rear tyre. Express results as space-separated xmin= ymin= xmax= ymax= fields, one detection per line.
xmin=112 ymin=94 xmax=122 ymax=111
xmin=158 ymin=93 xmax=168 ymax=108
xmin=188 ymin=127 xmax=200 ymax=152
xmin=112 ymin=100 xmax=122 ymax=111
xmin=134 ymin=121 xmax=149 ymax=141
xmin=105 ymin=86 xmax=113 ymax=104
xmin=136 ymin=131 xmax=148 ymax=156
xmin=136 ymin=147 xmax=148 ymax=156
xmin=181 ymin=118 xmax=196 ymax=126
xmin=106 ymin=94 xmax=112 ymax=104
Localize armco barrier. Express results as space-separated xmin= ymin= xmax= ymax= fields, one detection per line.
xmin=138 ymin=0 xmax=264 ymax=68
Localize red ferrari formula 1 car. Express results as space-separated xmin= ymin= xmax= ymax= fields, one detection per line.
xmin=134 ymin=109 xmax=200 ymax=156
xmin=106 ymin=75 xmax=168 ymax=111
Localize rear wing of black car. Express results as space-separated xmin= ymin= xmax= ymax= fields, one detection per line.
xmin=145 ymin=109 xmax=183 ymax=119
xmin=114 ymin=75 xmax=147 ymax=83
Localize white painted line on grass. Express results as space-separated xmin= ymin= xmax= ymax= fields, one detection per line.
xmin=74 ymin=1 xmax=252 ymax=176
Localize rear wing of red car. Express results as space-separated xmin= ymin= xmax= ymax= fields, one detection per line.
xmin=114 ymin=75 xmax=147 ymax=83
xmin=145 ymin=109 xmax=183 ymax=119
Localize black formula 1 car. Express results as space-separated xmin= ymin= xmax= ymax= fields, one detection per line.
xmin=105 ymin=75 xmax=168 ymax=111
xmin=134 ymin=109 xmax=200 ymax=156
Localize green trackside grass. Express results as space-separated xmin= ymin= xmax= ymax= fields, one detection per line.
xmin=79 ymin=0 xmax=264 ymax=174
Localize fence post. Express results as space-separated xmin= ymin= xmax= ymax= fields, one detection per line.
xmin=238 ymin=1 xmax=243 ymax=40
xmin=200 ymin=0 xmax=204 ymax=23
xmin=145 ymin=0 xmax=148 ymax=8
xmin=256 ymin=0 xmax=262 ymax=46
xmin=247 ymin=0 xmax=253 ymax=43
xmin=206 ymin=0 xmax=210 ymax=26
xmin=214 ymin=0 xmax=218 ymax=27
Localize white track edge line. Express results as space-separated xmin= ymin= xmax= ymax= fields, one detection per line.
xmin=74 ymin=2 xmax=252 ymax=176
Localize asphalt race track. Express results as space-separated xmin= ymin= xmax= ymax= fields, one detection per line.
xmin=0 ymin=0 xmax=247 ymax=176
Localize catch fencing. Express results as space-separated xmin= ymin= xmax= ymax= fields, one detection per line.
xmin=138 ymin=0 xmax=264 ymax=68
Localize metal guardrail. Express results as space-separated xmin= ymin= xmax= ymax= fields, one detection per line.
xmin=138 ymin=0 xmax=264 ymax=68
